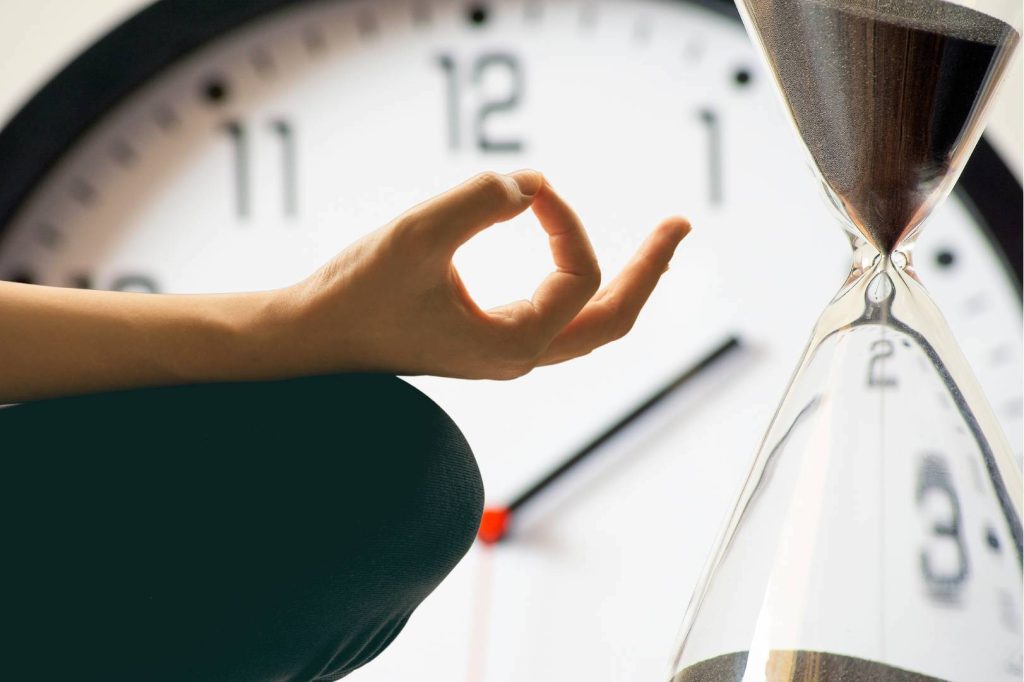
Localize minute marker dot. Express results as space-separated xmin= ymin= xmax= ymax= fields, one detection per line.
xmin=467 ymin=4 xmax=489 ymax=26
xmin=201 ymin=77 xmax=230 ymax=105
xmin=936 ymin=249 xmax=956 ymax=267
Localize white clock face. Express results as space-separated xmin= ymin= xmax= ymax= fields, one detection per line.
xmin=0 ymin=0 xmax=1019 ymax=680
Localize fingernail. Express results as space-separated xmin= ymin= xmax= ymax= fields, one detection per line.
xmin=509 ymin=169 xmax=543 ymax=197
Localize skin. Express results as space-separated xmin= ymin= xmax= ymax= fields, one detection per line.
xmin=0 ymin=170 xmax=689 ymax=403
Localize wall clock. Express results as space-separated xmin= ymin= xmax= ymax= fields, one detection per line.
xmin=0 ymin=0 xmax=1019 ymax=680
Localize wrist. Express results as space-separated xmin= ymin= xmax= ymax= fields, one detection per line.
xmin=222 ymin=286 xmax=310 ymax=382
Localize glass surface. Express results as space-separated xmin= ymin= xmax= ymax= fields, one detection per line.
xmin=668 ymin=1 xmax=1023 ymax=680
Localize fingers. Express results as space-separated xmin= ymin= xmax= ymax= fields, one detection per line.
xmin=537 ymin=216 xmax=690 ymax=366
xmin=398 ymin=170 xmax=544 ymax=254
xmin=482 ymin=181 xmax=602 ymax=352
xmin=523 ymin=181 xmax=603 ymax=336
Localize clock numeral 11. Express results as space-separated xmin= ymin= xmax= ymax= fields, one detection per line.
xmin=222 ymin=118 xmax=298 ymax=220
xmin=436 ymin=52 xmax=525 ymax=153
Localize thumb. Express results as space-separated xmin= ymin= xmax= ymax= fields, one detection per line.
xmin=401 ymin=170 xmax=543 ymax=254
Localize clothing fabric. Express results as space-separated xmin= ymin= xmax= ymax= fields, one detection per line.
xmin=1 ymin=373 xmax=484 ymax=681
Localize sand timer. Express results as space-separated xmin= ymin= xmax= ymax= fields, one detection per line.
xmin=668 ymin=1 xmax=1022 ymax=680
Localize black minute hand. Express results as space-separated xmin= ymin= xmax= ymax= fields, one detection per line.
xmin=477 ymin=335 xmax=744 ymax=544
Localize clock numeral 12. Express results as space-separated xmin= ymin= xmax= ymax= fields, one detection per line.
xmin=436 ymin=52 xmax=525 ymax=153
xmin=222 ymin=118 xmax=298 ymax=220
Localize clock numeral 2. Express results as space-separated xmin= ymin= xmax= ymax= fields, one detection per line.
xmin=867 ymin=339 xmax=898 ymax=387
xmin=436 ymin=52 xmax=525 ymax=153
xmin=222 ymin=118 xmax=298 ymax=220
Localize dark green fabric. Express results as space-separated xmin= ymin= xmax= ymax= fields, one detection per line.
xmin=1 ymin=374 xmax=484 ymax=681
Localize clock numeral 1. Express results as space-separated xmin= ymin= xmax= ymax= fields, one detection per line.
xmin=698 ymin=108 xmax=722 ymax=205
xmin=272 ymin=119 xmax=297 ymax=218
xmin=436 ymin=52 xmax=525 ymax=153
xmin=223 ymin=121 xmax=251 ymax=219
xmin=222 ymin=118 xmax=299 ymax=220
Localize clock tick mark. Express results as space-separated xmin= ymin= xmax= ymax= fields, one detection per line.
xmin=70 ymin=179 xmax=98 ymax=207
xmin=250 ymin=47 xmax=276 ymax=74
xmin=633 ymin=19 xmax=652 ymax=44
xmin=963 ymin=292 xmax=988 ymax=315
xmin=356 ymin=11 xmax=379 ymax=38
xmin=109 ymin=138 xmax=137 ymax=167
xmin=579 ymin=3 xmax=597 ymax=29
xmin=302 ymin=26 xmax=326 ymax=53
xmin=411 ymin=2 xmax=431 ymax=26
xmin=70 ymin=273 xmax=93 ymax=290
xmin=684 ymin=40 xmax=705 ymax=62
xmin=733 ymin=67 xmax=752 ymax=87
xmin=524 ymin=0 xmax=542 ymax=22
xmin=1002 ymin=396 xmax=1023 ymax=420
xmin=990 ymin=344 xmax=1015 ymax=366
xmin=153 ymin=104 xmax=181 ymax=131
xmin=986 ymin=526 xmax=1002 ymax=552
xmin=36 ymin=223 xmax=63 ymax=249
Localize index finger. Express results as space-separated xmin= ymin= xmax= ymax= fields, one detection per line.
xmin=399 ymin=170 xmax=544 ymax=254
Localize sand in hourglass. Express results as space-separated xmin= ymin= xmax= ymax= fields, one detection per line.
xmin=672 ymin=650 xmax=947 ymax=682
xmin=747 ymin=0 xmax=1018 ymax=255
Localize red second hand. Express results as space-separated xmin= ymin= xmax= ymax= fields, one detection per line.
xmin=477 ymin=506 xmax=511 ymax=545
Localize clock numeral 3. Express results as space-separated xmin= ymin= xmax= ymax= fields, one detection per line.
xmin=917 ymin=454 xmax=970 ymax=603
xmin=436 ymin=52 xmax=525 ymax=153
xmin=222 ymin=118 xmax=298 ymax=220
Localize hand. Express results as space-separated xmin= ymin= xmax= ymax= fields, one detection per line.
xmin=279 ymin=170 xmax=690 ymax=380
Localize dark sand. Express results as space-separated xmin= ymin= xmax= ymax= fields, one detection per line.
xmin=673 ymin=649 xmax=948 ymax=681
xmin=743 ymin=0 xmax=1017 ymax=254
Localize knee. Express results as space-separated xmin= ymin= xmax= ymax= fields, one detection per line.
xmin=275 ymin=373 xmax=485 ymax=591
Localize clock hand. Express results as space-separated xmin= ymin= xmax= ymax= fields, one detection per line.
xmin=477 ymin=335 xmax=744 ymax=544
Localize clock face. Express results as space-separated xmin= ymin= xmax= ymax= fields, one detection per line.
xmin=0 ymin=0 xmax=1019 ymax=680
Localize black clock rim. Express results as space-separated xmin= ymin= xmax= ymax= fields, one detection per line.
xmin=0 ymin=0 xmax=1019 ymax=288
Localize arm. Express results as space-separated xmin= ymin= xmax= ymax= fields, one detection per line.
xmin=0 ymin=170 xmax=689 ymax=403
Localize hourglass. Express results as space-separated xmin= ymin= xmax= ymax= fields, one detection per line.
xmin=668 ymin=1 xmax=1022 ymax=680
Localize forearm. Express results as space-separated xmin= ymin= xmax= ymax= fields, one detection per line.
xmin=0 ymin=281 xmax=295 ymax=403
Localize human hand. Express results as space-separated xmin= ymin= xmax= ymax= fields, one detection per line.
xmin=277 ymin=170 xmax=690 ymax=380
